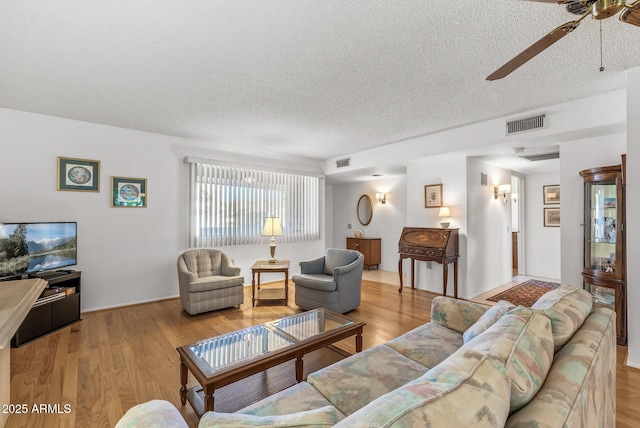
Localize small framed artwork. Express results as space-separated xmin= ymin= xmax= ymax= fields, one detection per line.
xmin=57 ymin=156 xmax=100 ymax=192
xmin=544 ymin=207 xmax=560 ymax=227
xmin=111 ymin=176 xmax=147 ymax=207
xmin=424 ymin=184 xmax=443 ymax=208
xmin=543 ymin=184 xmax=560 ymax=204
xmin=603 ymin=198 xmax=616 ymax=208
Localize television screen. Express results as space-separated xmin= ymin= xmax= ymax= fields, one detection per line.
xmin=0 ymin=222 xmax=77 ymax=279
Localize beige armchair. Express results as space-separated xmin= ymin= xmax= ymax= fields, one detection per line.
xmin=177 ymin=249 xmax=244 ymax=315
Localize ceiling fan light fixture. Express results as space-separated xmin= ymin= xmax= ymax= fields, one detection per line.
xmin=592 ymin=0 xmax=626 ymax=19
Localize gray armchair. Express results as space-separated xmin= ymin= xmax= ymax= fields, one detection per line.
xmin=292 ymin=248 xmax=364 ymax=313
xmin=177 ymin=249 xmax=244 ymax=315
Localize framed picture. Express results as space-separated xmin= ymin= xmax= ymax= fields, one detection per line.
xmin=57 ymin=156 xmax=100 ymax=192
xmin=424 ymin=184 xmax=443 ymax=208
xmin=111 ymin=176 xmax=147 ymax=207
xmin=544 ymin=207 xmax=560 ymax=227
xmin=543 ymin=184 xmax=560 ymax=204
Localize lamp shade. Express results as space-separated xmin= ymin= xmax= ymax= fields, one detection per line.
xmin=261 ymin=217 xmax=283 ymax=236
xmin=438 ymin=207 xmax=451 ymax=218
xmin=497 ymin=184 xmax=511 ymax=194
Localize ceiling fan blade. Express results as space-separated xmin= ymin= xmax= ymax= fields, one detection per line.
xmin=515 ymin=0 xmax=564 ymax=3
xmin=486 ymin=20 xmax=583 ymax=81
xmin=620 ymin=1 xmax=640 ymax=26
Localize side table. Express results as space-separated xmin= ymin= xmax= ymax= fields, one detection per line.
xmin=251 ymin=260 xmax=290 ymax=306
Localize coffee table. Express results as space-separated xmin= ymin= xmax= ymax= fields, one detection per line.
xmin=177 ymin=308 xmax=365 ymax=415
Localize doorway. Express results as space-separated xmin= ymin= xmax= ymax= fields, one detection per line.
xmin=511 ymin=175 xmax=524 ymax=277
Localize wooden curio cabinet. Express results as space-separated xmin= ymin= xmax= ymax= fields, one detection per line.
xmin=579 ymin=156 xmax=626 ymax=345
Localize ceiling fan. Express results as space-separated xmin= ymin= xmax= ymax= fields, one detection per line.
xmin=486 ymin=0 xmax=640 ymax=81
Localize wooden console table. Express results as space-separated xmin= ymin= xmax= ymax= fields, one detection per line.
xmin=0 ymin=278 xmax=47 ymax=428
xmin=397 ymin=227 xmax=459 ymax=298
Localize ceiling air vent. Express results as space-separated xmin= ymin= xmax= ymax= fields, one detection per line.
xmin=506 ymin=114 xmax=546 ymax=135
xmin=336 ymin=158 xmax=350 ymax=168
xmin=519 ymin=152 xmax=560 ymax=162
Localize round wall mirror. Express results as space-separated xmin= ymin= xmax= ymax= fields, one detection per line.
xmin=357 ymin=194 xmax=373 ymax=226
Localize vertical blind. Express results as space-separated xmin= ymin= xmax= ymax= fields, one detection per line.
xmin=187 ymin=159 xmax=321 ymax=248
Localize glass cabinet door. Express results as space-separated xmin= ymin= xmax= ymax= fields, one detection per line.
xmin=584 ymin=178 xmax=620 ymax=277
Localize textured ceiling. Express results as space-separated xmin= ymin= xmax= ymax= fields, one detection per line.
xmin=1 ymin=1 xmax=638 ymax=164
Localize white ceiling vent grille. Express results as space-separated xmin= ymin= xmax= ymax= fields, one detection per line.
xmin=519 ymin=152 xmax=560 ymax=162
xmin=336 ymin=158 xmax=350 ymax=168
xmin=506 ymin=114 xmax=546 ymax=135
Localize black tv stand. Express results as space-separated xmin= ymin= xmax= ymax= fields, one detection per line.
xmin=12 ymin=271 xmax=82 ymax=347
xmin=37 ymin=270 xmax=73 ymax=281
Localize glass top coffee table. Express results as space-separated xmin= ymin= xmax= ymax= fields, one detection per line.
xmin=177 ymin=308 xmax=365 ymax=415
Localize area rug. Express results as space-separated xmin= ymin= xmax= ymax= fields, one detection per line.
xmin=190 ymin=346 xmax=348 ymax=415
xmin=487 ymin=279 xmax=560 ymax=307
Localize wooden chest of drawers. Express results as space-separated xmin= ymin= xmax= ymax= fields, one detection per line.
xmin=346 ymin=237 xmax=381 ymax=270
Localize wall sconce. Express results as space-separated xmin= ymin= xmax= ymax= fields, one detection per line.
xmin=376 ymin=192 xmax=386 ymax=204
xmin=494 ymin=184 xmax=511 ymax=204
xmin=438 ymin=206 xmax=451 ymax=228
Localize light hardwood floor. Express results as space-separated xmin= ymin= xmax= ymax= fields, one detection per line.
xmin=8 ymin=275 xmax=640 ymax=427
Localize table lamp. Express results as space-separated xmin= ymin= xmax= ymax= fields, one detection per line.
xmin=438 ymin=207 xmax=451 ymax=229
xmin=261 ymin=217 xmax=283 ymax=263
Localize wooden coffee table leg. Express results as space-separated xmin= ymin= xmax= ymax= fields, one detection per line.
xmin=251 ymin=271 xmax=256 ymax=307
xmin=179 ymin=357 xmax=188 ymax=406
xmin=204 ymin=385 xmax=215 ymax=413
xmin=356 ymin=331 xmax=363 ymax=352
xmin=295 ymin=356 xmax=303 ymax=382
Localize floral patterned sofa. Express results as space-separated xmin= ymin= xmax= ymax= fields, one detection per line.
xmin=116 ymin=285 xmax=616 ymax=427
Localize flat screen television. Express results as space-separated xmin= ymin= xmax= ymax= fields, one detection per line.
xmin=0 ymin=222 xmax=77 ymax=280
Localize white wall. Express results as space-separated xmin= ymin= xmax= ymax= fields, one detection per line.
xmin=0 ymin=108 xmax=325 ymax=311
xmin=331 ymin=176 xmax=406 ymax=272
xmin=626 ymin=66 xmax=640 ymax=367
xmin=465 ymin=159 xmax=512 ymax=297
xmin=524 ymin=172 xmax=561 ymax=279
xmin=559 ymin=134 xmax=627 ymax=289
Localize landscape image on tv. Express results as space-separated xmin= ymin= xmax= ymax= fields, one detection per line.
xmin=0 ymin=222 xmax=77 ymax=278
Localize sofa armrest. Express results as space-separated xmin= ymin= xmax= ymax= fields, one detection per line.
xmin=222 ymin=265 xmax=241 ymax=276
xmin=430 ymin=296 xmax=490 ymax=334
xmin=177 ymin=257 xmax=195 ymax=285
xmin=333 ymin=256 xmax=362 ymax=277
xmin=220 ymin=253 xmax=241 ymax=276
xmin=115 ymin=400 xmax=188 ymax=428
xmin=299 ymin=256 xmax=326 ymax=274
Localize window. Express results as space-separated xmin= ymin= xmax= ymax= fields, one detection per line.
xmin=186 ymin=158 xmax=322 ymax=247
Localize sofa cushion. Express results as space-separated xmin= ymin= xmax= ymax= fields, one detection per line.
xmin=187 ymin=275 xmax=244 ymax=293
xmin=463 ymin=306 xmax=554 ymax=412
xmin=531 ymin=284 xmax=593 ymax=352
xmin=505 ymin=308 xmax=616 ymax=428
xmin=430 ymin=296 xmax=490 ymax=334
xmin=115 ymin=400 xmax=188 ymax=428
xmin=323 ymin=249 xmax=359 ymax=275
xmin=200 ymin=406 xmax=342 ymax=427
xmin=333 ymin=349 xmax=511 ymax=428
xmin=463 ymin=300 xmax=516 ymax=343
xmin=237 ymin=382 xmax=343 ymax=418
xmin=386 ymin=322 xmax=463 ymax=369
xmin=307 ymin=344 xmax=429 ymax=416
xmin=291 ymin=274 xmax=337 ymax=292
